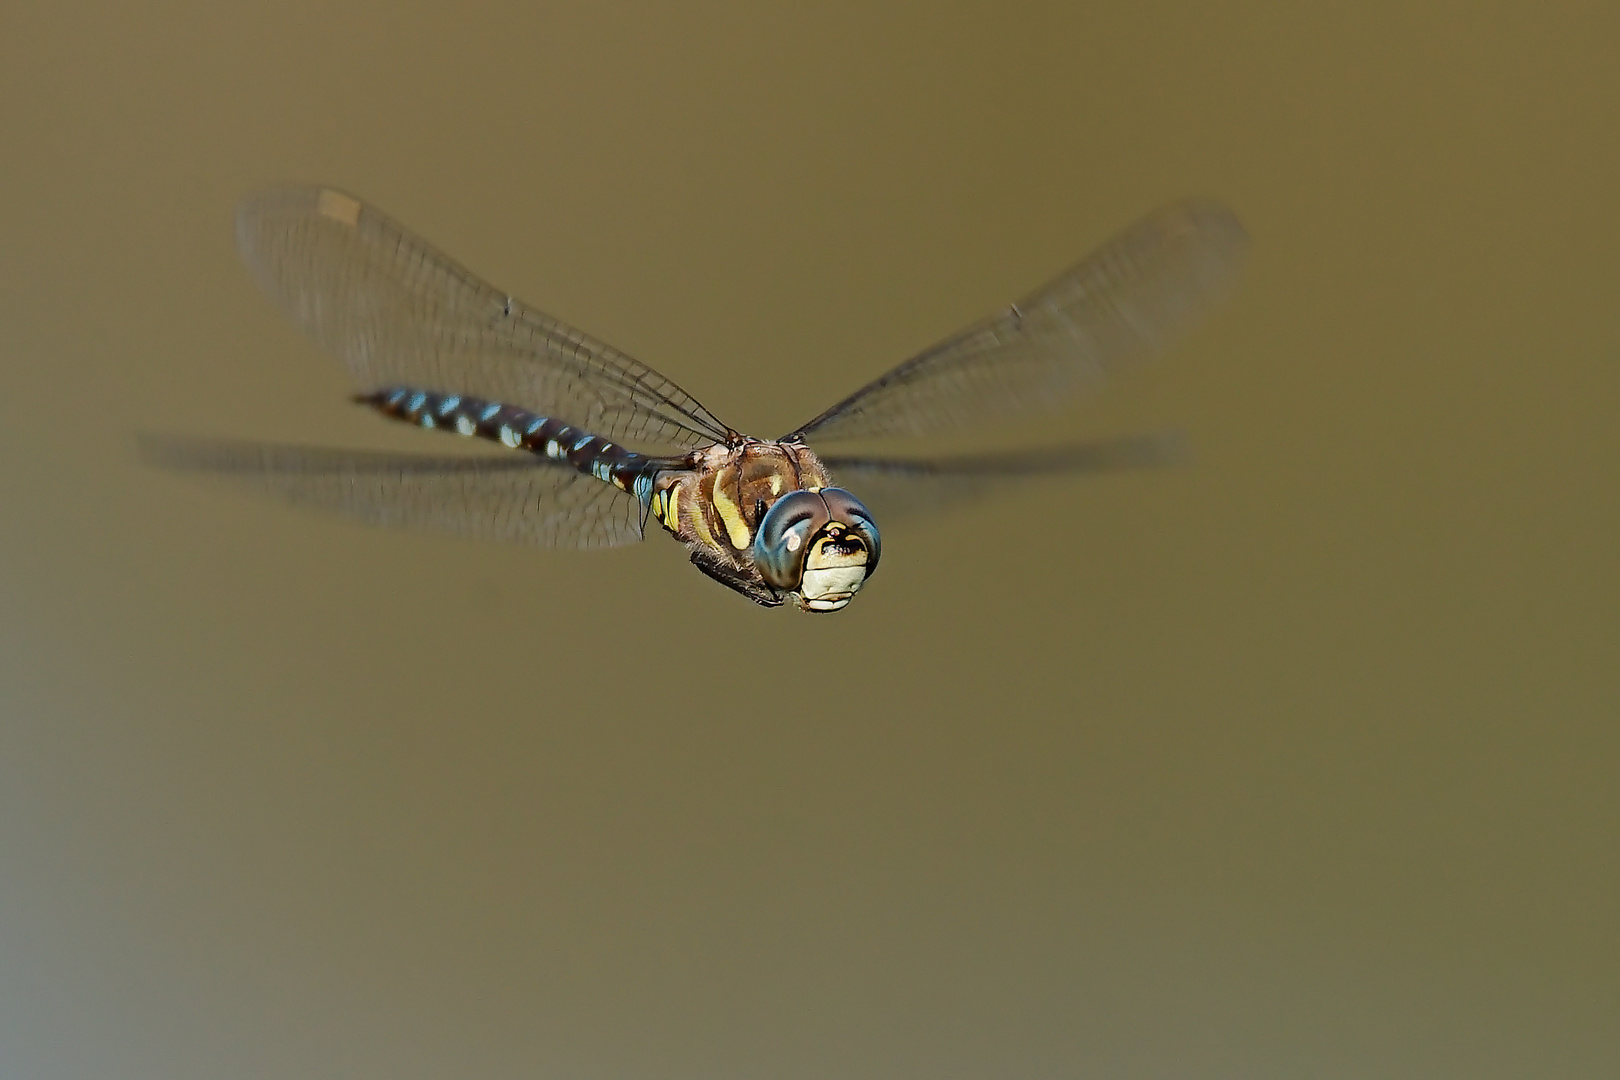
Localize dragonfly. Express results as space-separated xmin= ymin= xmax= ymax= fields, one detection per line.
xmin=145 ymin=186 xmax=1247 ymax=611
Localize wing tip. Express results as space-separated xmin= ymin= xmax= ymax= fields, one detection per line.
xmin=1155 ymin=197 xmax=1251 ymax=262
xmin=234 ymin=183 xmax=367 ymax=257
xmin=136 ymin=432 xmax=286 ymax=476
xmin=135 ymin=431 xmax=205 ymax=472
xmin=314 ymin=188 xmax=363 ymax=227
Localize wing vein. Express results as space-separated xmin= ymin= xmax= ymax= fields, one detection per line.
xmin=237 ymin=185 xmax=732 ymax=452
xmin=789 ymin=200 xmax=1247 ymax=442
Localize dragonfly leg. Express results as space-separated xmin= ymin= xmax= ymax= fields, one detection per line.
xmin=689 ymin=550 xmax=783 ymax=607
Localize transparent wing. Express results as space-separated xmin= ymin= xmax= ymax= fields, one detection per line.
xmin=237 ymin=186 xmax=733 ymax=452
xmin=788 ymin=200 xmax=1247 ymax=442
xmin=140 ymin=435 xmax=648 ymax=549
xmin=820 ymin=432 xmax=1186 ymax=519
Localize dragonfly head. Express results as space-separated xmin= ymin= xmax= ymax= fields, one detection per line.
xmin=752 ymin=487 xmax=881 ymax=612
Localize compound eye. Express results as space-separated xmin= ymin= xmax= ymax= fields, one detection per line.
xmin=817 ymin=488 xmax=881 ymax=578
xmin=752 ymin=490 xmax=829 ymax=589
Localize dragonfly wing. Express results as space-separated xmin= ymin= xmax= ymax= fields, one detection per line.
xmin=141 ymin=435 xmax=649 ymax=549
xmin=237 ymin=186 xmax=732 ymax=452
xmin=789 ymin=200 xmax=1246 ymax=442
xmin=820 ymin=432 xmax=1187 ymax=519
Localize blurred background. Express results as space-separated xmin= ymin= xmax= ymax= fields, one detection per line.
xmin=1 ymin=2 xmax=1616 ymax=1077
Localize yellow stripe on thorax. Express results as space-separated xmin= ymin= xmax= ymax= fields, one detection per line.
xmin=678 ymin=486 xmax=717 ymax=547
xmin=710 ymin=468 xmax=753 ymax=550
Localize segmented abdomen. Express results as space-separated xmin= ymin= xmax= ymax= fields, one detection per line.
xmin=361 ymin=387 xmax=658 ymax=500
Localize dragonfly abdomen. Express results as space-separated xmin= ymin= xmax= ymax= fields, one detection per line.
xmin=360 ymin=387 xmax=656 ymax=497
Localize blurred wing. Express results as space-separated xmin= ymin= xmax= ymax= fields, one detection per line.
xmin=789 ymin=200 xmax=1247 ymax=442
xmin=141 ymin=435 xmax=648 ymax=549
xmin=820 ymin=432 xmax=1186 ymax=519
xmin=237 ymin=185 xmax=732 ymax=452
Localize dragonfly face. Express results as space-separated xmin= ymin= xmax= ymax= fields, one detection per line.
xmin=753 ymin=486 xmax=881 ymax=612
xmin=144 ymin=186 xmax=1247 ymax=611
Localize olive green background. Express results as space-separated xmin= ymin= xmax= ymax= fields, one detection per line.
xmin=2 ymin=3 xmax=1616 ymax=1077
